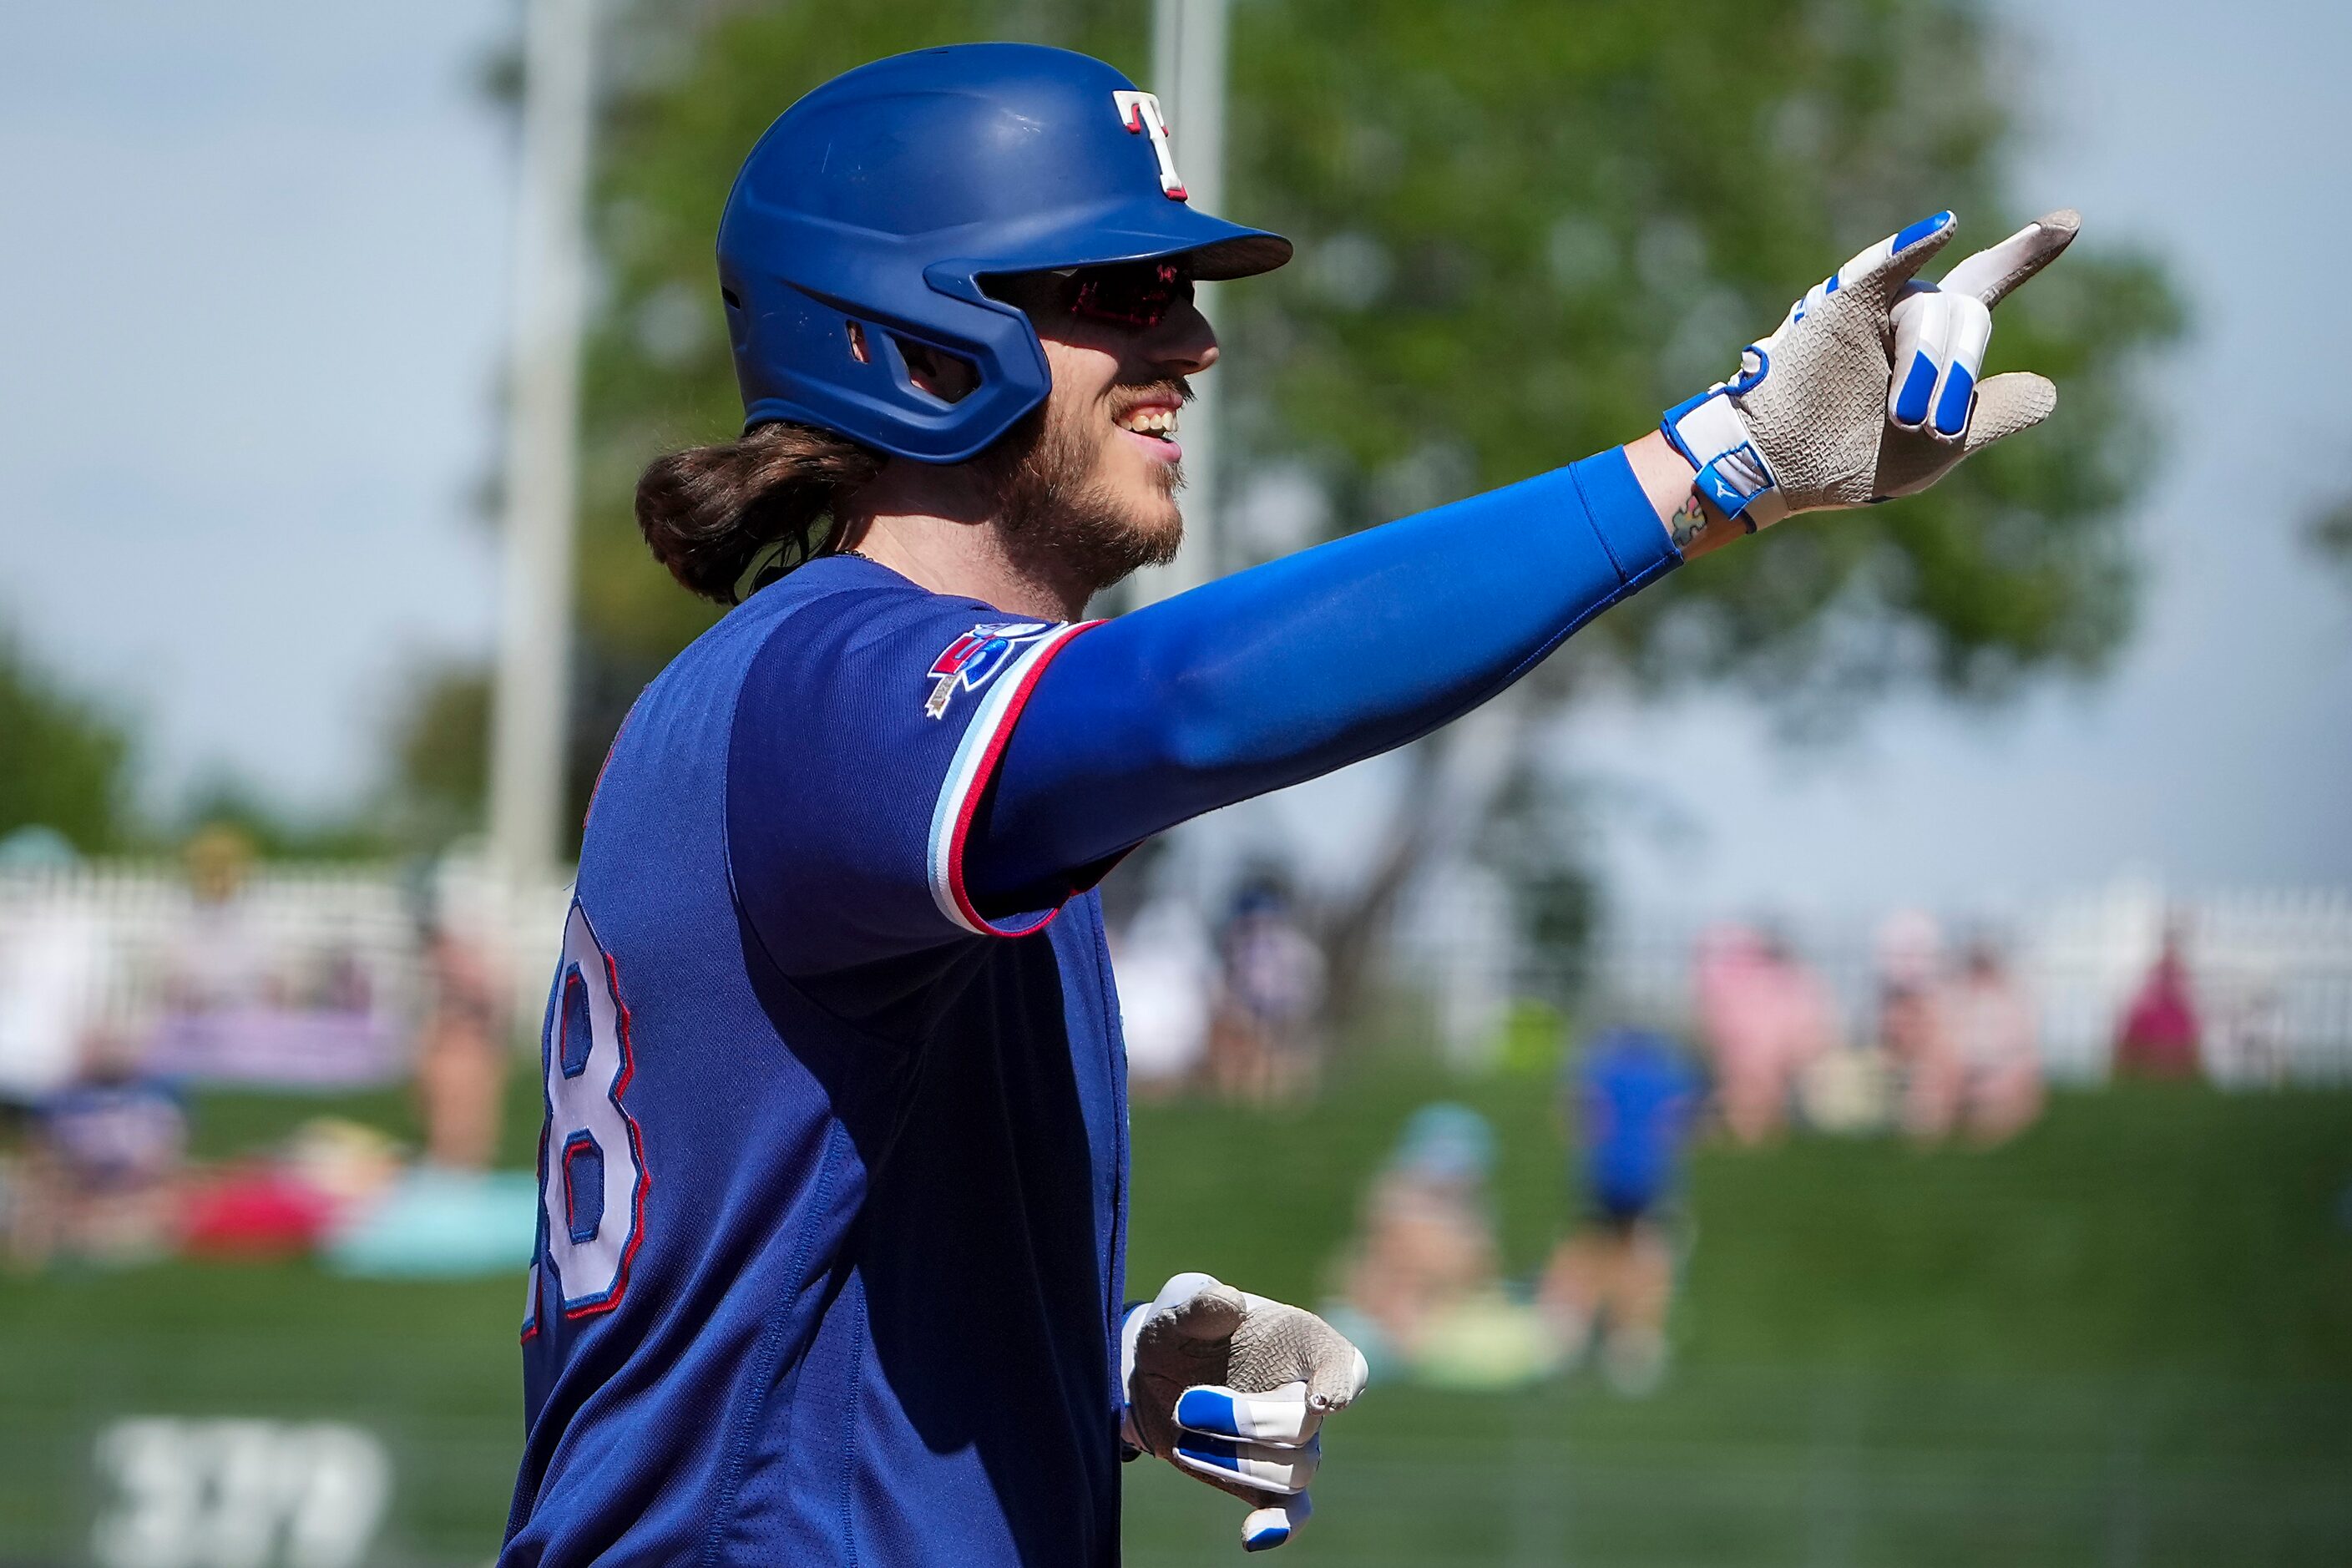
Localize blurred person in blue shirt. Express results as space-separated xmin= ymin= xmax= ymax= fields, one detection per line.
xmin=1540 ymin=1026 xmax=1702 ymax=1395
xmin=14 ymin=1026 xmax=185 ymax=1268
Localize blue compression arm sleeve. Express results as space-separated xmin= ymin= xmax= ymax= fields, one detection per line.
xmin=965 ymin=448 xmax=1682 ymax=913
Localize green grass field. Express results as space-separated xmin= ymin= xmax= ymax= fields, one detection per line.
xmin=3 ymin=1069 xmax=2346 ymax=1566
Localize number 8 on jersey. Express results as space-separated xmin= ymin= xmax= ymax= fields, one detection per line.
xmin=536 ymin=903 xmax=650 ymax=1317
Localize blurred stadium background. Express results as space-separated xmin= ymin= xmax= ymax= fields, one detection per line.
xmin=3 ymin=0 xmax=2349 ymax=1564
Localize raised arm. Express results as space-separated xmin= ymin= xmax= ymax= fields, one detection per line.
xmin=966 ymin=438 xmax=1698 ymax=913
xmin=966 ymin=208 xmax=2079 ymax=919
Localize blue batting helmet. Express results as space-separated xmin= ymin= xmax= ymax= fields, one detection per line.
xmin=716 ymin=43 xmax=1291 ymax=463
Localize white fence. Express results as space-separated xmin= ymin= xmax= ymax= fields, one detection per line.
xmin=0 ymin=862 xmax=571 ymax=1095
xmin=10 ymin=862 xmax=2352 ymax=1091
xmin=1576 ymin=880 xmax=2352 ymax=1085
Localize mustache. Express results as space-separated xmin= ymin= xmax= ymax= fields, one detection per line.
xmin=1107 ymin=377 xmax=1195 ymax=417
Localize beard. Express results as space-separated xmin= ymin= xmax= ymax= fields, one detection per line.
xmin=982 ymin=384 xmax=1186 ymax=601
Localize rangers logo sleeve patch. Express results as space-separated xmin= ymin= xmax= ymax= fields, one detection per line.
xmin=924 ymin=621 xmax=1059 ymax=719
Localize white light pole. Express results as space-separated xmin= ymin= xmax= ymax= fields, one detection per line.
xmin=1131 ymin=0 xmax=1232 ymax=608
xmin=488 ymin=0 xmax=596 ymax=893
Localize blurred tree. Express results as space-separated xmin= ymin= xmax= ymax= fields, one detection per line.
xmin=382 ymin=660 xmax=494 ymax=851
xmin=565 ymin=0 xmax=2180 ymax=1009
xmin=1216 ymin=0 xmax=2181 ymax=1009
xmin=0 ymin=631 xmax=134 ymax=853
xmin=2310 ymin=493 xmax=2352 ymax=599
xmin=1471 ymin=757 xmax=1602 ymax=1008
xmin=560 ymin=0 xmax=1144 ymax=839
xmin=171 ymin=778 xmax=390 ymax=862
xmin=0 ymin=629 xmax=395 ymax=862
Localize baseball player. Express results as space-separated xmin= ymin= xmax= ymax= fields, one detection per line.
xmin=503 ymin=41 xmax=2076 ymax=1566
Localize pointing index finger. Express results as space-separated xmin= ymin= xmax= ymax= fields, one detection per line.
xmin=1936 ymin=209 xmax=2081 ymax=308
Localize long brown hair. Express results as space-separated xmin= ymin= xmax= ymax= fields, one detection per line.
xmin=634 ymin=421 xmax=885 ymax=604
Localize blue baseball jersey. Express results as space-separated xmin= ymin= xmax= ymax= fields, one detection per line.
xmin=501 ymin=448 xmax=1682 ymax=1565
xmin=503 ymin=557 xmax=1127 ymax=1567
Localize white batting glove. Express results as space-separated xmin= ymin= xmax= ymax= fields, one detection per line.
xmin=1121 ymin=1272 xmax=1370 ymax=1552
xmin=1662 ymin=209 xmax=2079 ymax=530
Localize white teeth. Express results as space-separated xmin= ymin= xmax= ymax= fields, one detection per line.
xmin=1119 ymin=407 xmax=1177 ymax=438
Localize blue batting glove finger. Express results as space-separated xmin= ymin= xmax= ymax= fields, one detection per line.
xmin=1936 ymin=209 xmax=2080 ymax=309
xmin=1888 ymin=288 xmax=1992 ymax=440
xmin=1932 ymin=296 xmax=1993 ymax=439
xmin=1177 ymin=1382 xmax=1325 ymax=1444
xmin=1242 ymin=1496 xmax=1311 ymax=1552
xmin=1835 ymin=210 xmax=1956 ymax=306
xmin=1894 ymin=348 xmax=1939 ymax=427
xmin=1888 ymin=291 xmax=1948 ymax=429
xmin=1173 ymin=1435 xmax=1321 ymax=1495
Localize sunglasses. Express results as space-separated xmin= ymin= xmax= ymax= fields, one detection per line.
xmin=990 ymin=260 xmax=1196 ymax=331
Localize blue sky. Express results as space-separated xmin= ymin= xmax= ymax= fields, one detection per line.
xmin=2 ymin=2 xmax=2346 ymax=908
xmin=0 ymin=0 xmax=510 ymax=811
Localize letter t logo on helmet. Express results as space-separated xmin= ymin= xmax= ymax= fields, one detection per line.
xmin=1112 ymin=90 xmax=1187 ymax=200
xmin=716 ymin=43 xmax=1290 ymax=466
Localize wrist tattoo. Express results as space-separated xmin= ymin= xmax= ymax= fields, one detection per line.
xmin=1669 ymin=490 xmax=1710 ymax=551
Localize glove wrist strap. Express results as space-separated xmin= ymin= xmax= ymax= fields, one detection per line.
xmin=1662 ymin=381 xmax=1786 ymax=532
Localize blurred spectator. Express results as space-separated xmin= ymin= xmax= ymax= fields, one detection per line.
xmin=2210 ymin=965 xmax=2289 ymax=1087
xmin=180 ymin=1117 xmax=402 ymax=1261
xmin=1874 ymin=908 xmax=1945 ymax=1041
xmin=1110 ymin=897 xmax=1214 ymax=1097
xmin=1539 ymin=1026 xmax=1700 ymax=1395
xmin=161 ymin=823 xmax=271 ymax=1014
xmin=180 ymin=1160 xmax=340 ymax=1260
xmin=1796 ymin=1037 xmax=1896 ymax=1134
xmin=283 ymin=1117 xmax=406 ymax=1214
xmin=1333 ymin=1104 xmax=1502 ymax=1368
xmin=411 ymin=883 xmax=511 ymax=1171
xmin=1874 ymin=908 xmax=1951 ymax=1129
xmin=0 ymin=893 xmax=119 ymax=1118
xmin=2115 ymin=919 xmax=2203 ymax=1078
xmin=150 ymin=824 xmax=397 ymax=1087
xmin=1329 ymin=1102 xmax=1560 ymax=1390
xmin=11 ymin=1027 xmax=185 ymax=1268
xmin=1694 ymin=923 xmax=1838 ymax=1143
xmin=1911 ymin=938 xmax=2044 ymax=1144
xmin=1209 ymin=878 xmax=1325 ymax=1104
xmin=1874 ymin=907 xmax=1944 ymax=990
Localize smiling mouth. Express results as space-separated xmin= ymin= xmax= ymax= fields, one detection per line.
xmin=1115 ymin=405 xmax=1180 ymax=442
